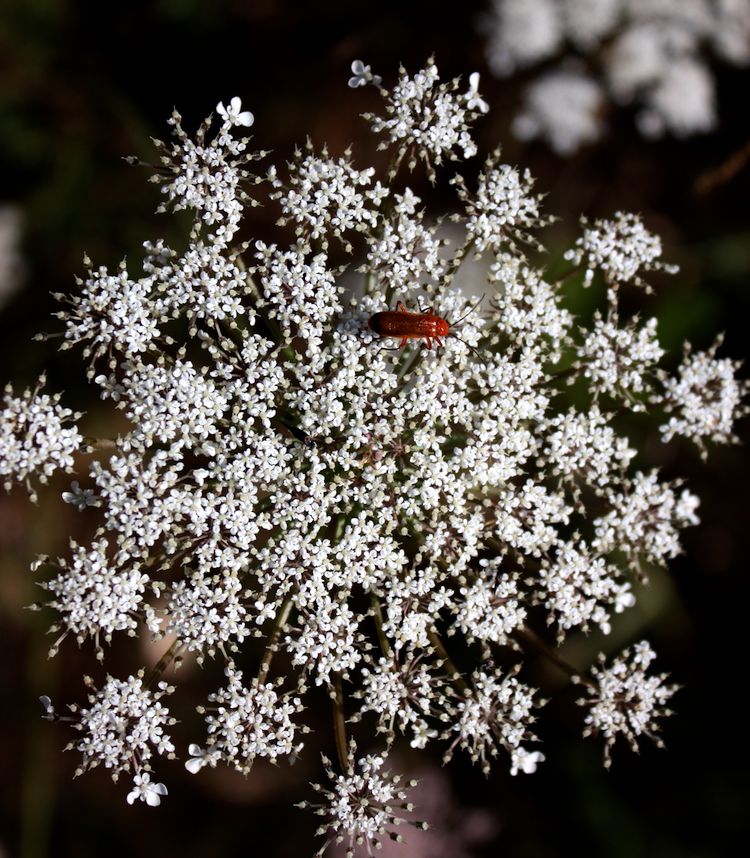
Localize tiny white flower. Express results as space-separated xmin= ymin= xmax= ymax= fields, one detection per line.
xmin=62 ymin=480 xmax=99 ymax=511
xmin=39 ymin=695 xmax=54 ymax=717
xmin=216 ymin=96 xmax=254 ymax=128
xmin=510 ymin=747 xmax=546 ymax=775
xmin=348 ymin=59 xmax=382 ymax=89
xmin=466 ymin=72 xmax=489 ymax=113
xmin=184 ymin=743 xmax=210 ymax=774
xmin=126 ymin=772 xmax=168 ymax=807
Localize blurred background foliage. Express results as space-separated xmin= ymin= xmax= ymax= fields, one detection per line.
xmin=1 ymin=1 xmax=749 ymax=856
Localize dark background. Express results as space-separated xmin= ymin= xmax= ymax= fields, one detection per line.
xmin=1 ymin=1 xmax=749 ymax=856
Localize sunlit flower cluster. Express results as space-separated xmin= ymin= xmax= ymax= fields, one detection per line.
xmin=1 ymin=63 xmax=744 ymax=855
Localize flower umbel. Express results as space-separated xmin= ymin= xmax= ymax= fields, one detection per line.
xmin=301 ymin=746 xmax=427 ymax=858
xmin=577 ymin=641 xmax=679 ymax=767
xmin=8 ymin=65 xmax=745 ymax=850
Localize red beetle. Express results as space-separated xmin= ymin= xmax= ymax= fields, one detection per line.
xmin=368 ymin=301 xmax=449 ymax=350
xmin=367 ymin=297 xmax=483 ymax=351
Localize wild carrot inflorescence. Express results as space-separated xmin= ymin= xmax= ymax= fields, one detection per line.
xmin=1 ymin=60 xmax=747 ymax=853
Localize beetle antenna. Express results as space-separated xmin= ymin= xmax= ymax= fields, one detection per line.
xmin=451 ymin=333 xmax=482 ymax=359
xmin=451 ymin=293 xmax=485 ymax=328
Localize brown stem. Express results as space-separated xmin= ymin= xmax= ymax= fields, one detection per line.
xmin=143 ymin=638 xmax=181 ymax=688
xmin=370 ymin=594 xmax=392 ymax=658
xmin=257 ymin=595 xmax=293 ymax=685
xmin=513 ymin=626 xmax=595 ymax=688
xmin=331 ymin=673 xmax=350 ymax=774
xmin=428 ymin=631 xmax=469 ymax=693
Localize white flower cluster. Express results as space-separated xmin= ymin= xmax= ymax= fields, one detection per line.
xmin=593 ymin=470 xmax=700 ymax=573
xmin=577 ymin=641 xmax=678 ymax=767
xmin=539 ymin=541 xmax=635 ymax=636
xmin=271 ymin=142 xmax=388 ymax=252
xmin=0 ymin=378 xmax=83 ymax=501
xmin=564 ymin=211 xmax=678 ymax=289
xmin=354 ymin=653 xmax=444 ymax=748
xmin=363 ymin=58 xmax=487 ymax=181
xmin=6 ymin=68 xmax=742 ymax=850
xmin=188 ymin=662 xmax=305 ymax=774
xmin=483 ymin=0 xmax=750 ymax=152
xmin=38 ymin=539 xmax=156 ymax=659
xmin=53 ymin=673 xmax=176 ymax=806
xmin=148 ymin=105 xmax=267 ymax=244
xmin=576 ymin=313 xmax=665 ymax=408
xmin=443 ymin=667 xmax=539 ymax=775
xmin=453 ymin=151 xmax=553 ymax=254
xmin=301 ymin=747 xmax=427 ymax=858
xmin=659 ymin=338 xmax=749 ymax=453
xmin=363 ymin=188 xmax=447 ymax=291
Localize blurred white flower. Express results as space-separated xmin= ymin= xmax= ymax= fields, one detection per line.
xmin=348 ymin=59 xmax=382 ymax=88
xmin=62 ymin=480 xmax=99 ymax=511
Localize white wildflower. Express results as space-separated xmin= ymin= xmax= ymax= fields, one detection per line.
xmin=149 ymin=106 xmax=266 ymax=244
xmin=454 ymin=562 xmax=527 ymax=645
xmin=594 ymin=471 xmax=700 ymax=572
xmin=541 ymin=406 xmax=636 ymax=490
xmin=127 ymin=772 xmax=168 ymax=807
xmin=303 ymin=747 xmax=426 ymax=858
xmin=348 ymin=59 xmax=382 ymax=88
xmin=216 ymin=96 xmax=254 ymax=128
xmin=9 ymin=74 xmax=743 ymax=832
xmin=67 ymin=673 xmax=175 ymax=794
xmin=578 ymin=641 xmax=678 ymax=767
xmin=354 ymin=653 xmax=443 ymax=748
xmin=444 ymin=666 xmax=541 ymax=775
xmin=364 ymin=188 xmax=447 ymax=290
xmin=162 ymin=569 xmax=250 ymax=659
xmin=538 ymin=541 xmax=634 ymax=637
xmin=364 ymin=58 xmax=483 ymax=182
xmin=197 ymin=662 xmax=304 ymax=773
xmin=659 ymin=338 xmax=749 ymax=452
xmin=565 ymin=211 xmax=677 ymax=289
xmin=510 ymin=746 xmax=546 ymax=775
xmin=0 ymin=379 xmax=82 ymax=500
xmin=41 ymin=539 xmax=153 ymax=658
xmin=489 ymin=254 xmax=573 ymax=358
xmin=272 ymin=142 xmax=388 ymax=251
xmin=454 ymin=151 xmax=552 ymax=255
xmin=62 ymin=480 xmax=99 ymax=510
xmin=465 ymin=72 xmax=490 ymax=114
xmin=576 ymin=313 xmax=664 ymax=407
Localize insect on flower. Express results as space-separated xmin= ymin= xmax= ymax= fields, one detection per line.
xmin=367 ymin=297 xmax=483 ymax=352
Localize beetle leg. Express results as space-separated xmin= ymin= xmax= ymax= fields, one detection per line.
xmin=424 ymin=337 xmax=432 ymax=350
xmin=399 ymin=337 xmax=409 ymax=348
xmin=396 ymin=301 xmax=408 ymax=313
